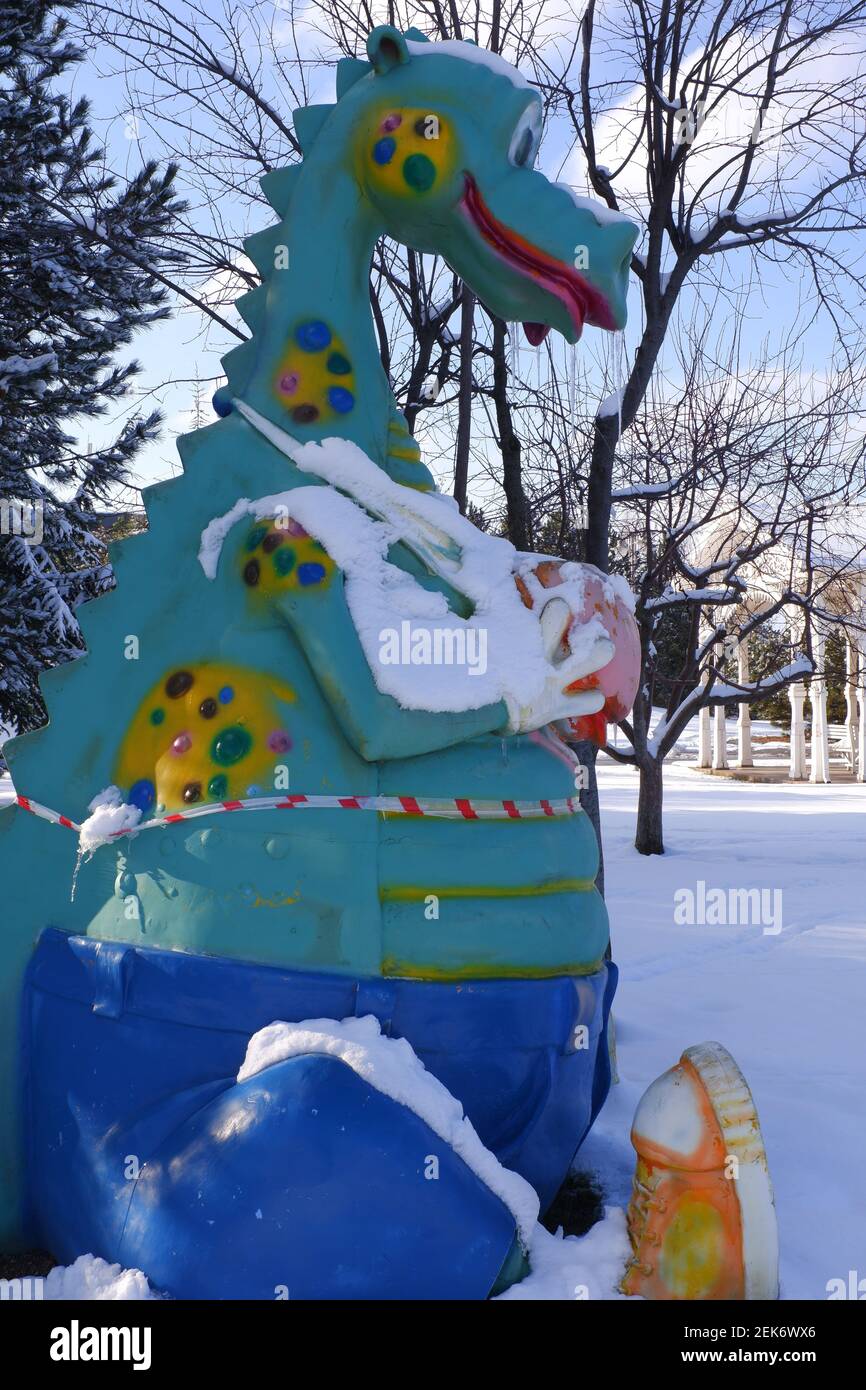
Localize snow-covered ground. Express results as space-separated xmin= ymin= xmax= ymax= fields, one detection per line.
xmin=587 ymin=753 xmax=866 ymax=1301
xmin=3 ymin=748 xmax=863 ymax=1300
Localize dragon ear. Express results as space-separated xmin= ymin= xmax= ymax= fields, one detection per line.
xmin=366 ymin=25 xmax=410 ymax=74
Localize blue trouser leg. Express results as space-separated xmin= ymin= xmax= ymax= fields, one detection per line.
xmin=21 ymin=930 xmax=615 ymax=1297
xmin=114 ymin=1051 xmax=517 ymax=1300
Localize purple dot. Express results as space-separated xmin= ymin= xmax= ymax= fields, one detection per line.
xmin=171 ymin=732 xmax=192 ymax=755
xmin=381 ymin=113 xmax=403 ymax=133
xmin=279 ymin=371 xmax=299 ymax=395
xmin=267 ymin=730 xmax=291 ymax=754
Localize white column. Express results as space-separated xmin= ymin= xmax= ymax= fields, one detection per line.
xmin=789 ymin=681 xmax=806 ymax=780
xmin=810 ymin=628 xmax=830 ymax=784
xmin=845 ymin=635 xmax=858 ymax=776
xmin=858 ymin=636 xmax=866 ymax=783
xmin=712 ymin=703 xmax=729 ymax=769
xmin=736 ymin=641 xmax=753 ymax=767
xmin=697 ymin=618 xmax=712 ymax=768
xmin=697 ymin=707 xmax=712 ymax=768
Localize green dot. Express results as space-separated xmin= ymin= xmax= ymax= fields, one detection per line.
xmin=327 ymin=352 xmax=352 ymax=376
xmin=402 ymin=153 xmax=437 ymax=192
xmin=208 ymin=773 xmax=228 ymax=799
xmin=246 ymin=524 xmax=268 ymax=552
xmin=274 ymin=546 xmax=296 ymax=576
xmin=149 ymin=708 xmax=165 ymax=726
xmin=211 ymin=724 xmax=253 ymax=767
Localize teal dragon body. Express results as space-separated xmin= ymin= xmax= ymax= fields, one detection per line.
xmin=0 ymin=29 xmax=639 ymax=1297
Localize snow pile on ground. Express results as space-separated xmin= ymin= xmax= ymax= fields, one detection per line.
xmin=40 ymin=1254 xmax=155 ymax=1300
xmin=496 ymin=1207 xmax=631 ymax=1301
xmin=199 ymin=411 xmax=617 ymax=716
xmin=585 ymin=754 xmax=866 ymax=1300
xmin=78 ymin=785 xmax=142 ymax=852
xmin=239 ymin=1013 xmax=541 ymax=1245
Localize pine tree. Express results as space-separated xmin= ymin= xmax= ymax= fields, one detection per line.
xmin=0 ymin=0 xmax=185 ymax=743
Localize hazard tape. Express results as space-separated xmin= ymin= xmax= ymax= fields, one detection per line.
xmin=15 ymin=789 xmax=581 ymax=839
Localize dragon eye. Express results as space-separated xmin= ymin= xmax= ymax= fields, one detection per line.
xmin=509 ymin=104 xmax=542 ymax=168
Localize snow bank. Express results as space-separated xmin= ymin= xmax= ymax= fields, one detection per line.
xmin=19 ymin=1254 xmax=157 ymax=1300
xmin=496 ymin=1207 xmax=632 ymax=1301
xmin=79 ymin=785 xmax=141 ymax=852
xmin=239 ymin=1014 xmax=540 ymax=1245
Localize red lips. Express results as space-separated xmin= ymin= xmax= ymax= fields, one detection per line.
xmin=460 ymin=173 xmax=616 ymax=340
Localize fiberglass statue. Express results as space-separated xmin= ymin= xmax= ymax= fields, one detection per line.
xmin=0 ymin=28 xmax=779 ymax=1300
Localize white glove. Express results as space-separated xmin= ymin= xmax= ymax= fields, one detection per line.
xmin=500 ymin=597 xmax=613 ymax=735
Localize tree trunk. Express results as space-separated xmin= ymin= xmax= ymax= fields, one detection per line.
xmin=635 ymin=756 xmax=664 ymax=855
xmin=453 ymin=285 xmax=475 ymax=512
xmin=576 ymin=739 xmax=605 ymax=898
xmin=491 ymin=316 xmax=531 ymax=549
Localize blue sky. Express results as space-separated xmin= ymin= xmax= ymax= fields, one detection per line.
xmin=61 ymin=2 xmax=865 ymax=503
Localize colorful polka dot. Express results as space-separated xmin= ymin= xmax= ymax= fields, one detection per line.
xmin=128 ymin=779 xmax=155 ymax=813
xmin=208 ymin=773 xmax=228 ymax=799
xmin=246 ymin=525 xmax=267 ymax=552
xmin=403 ymin=153 xmax=436 ymax=191
xmin=292 ymin=403 xmax=319 ymax=424
xmin=218 ymin=685 xmax=234 ymax=704
xmin=295 ymin=320 xmax=331 ymax=352
xmin=149 ymin=708 xmax=165 ymax=727
xmin=262 ymin=532 xmax=282 ymax=554
xmin=274 ymin=547 xmax=296 ymax=576
xmin=211 ymin=725 xmax=253 ymax=767
xmin=165 ymin=670 xmax=193 ymax=699
xmin=381 ymin=113 xmax=402 ymax=133
xmin=327 ymin=352 xmax=351 ymax=375
xmin=212 ymin=388 xmax=233 ymax=418
xmin=327 ymin=385 xmax=355 ymax=414
xmin=171 ymin=731 xmax=192 ymax=755
xmin=298 ymin=562 xmax=326 ymax=586
xmin=199 ymin=697 xmax=217 ymax=719
xmin=278 ymin=372 xmax=299 ymax=395
xmin=183 ymin=781 xmax=202 ymax=804
xmin=373 ymin=137 xmax=396 ymax=165
xmin=244 ymin=559 xmax=260 ymax=587
xmin=267 ymin=730 xmax=291 ymax=753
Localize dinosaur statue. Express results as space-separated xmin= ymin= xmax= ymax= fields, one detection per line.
xmin=0 ymin=27 xmax=778 ymax=1300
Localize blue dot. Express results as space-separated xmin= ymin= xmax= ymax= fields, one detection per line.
xmin=212 ymin=388 xmax=233 ymax=417
xmin=128 ymin=779 xmax=156 ymax=813
xmin=373 ymin=137 xmax=396 ymax=165
xmin=298 ymin=562 xmax=326 ymax=586
xmin=327 ymin=386 xmax=355 ymax=414
xmin=295 ymin=320 xmax=331 ymax=352
xmin=218 ymin=685 xmax=234 ymax=704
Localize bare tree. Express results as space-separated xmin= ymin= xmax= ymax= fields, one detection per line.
xmin=605 ymin=319 xmax=866 ymax=852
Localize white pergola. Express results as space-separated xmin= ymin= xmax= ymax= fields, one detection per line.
xmin=690 ymin=526 xmax=866 ymax=783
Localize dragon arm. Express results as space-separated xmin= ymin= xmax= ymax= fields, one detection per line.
xmin=274 ymin=578 xmax=508 ymax=762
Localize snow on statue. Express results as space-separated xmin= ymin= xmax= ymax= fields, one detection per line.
xmin=0 ymin=26 xmax=777 ymax=1300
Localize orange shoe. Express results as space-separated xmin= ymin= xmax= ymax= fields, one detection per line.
xmin=620 ymin=1042 xmax=778 ymax=1300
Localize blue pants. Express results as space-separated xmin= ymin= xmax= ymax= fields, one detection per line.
xmin=21 ymin=929 xmax=616 ymax=1299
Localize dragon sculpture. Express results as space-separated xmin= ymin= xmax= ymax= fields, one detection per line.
xmin=0 ymin=27 xmax=778 ymax=1301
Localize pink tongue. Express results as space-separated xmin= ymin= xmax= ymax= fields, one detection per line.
xmin=523 ymin=321 xmax=550 ymax=346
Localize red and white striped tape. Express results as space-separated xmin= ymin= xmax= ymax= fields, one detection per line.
xmin=15 ymin=789 xmax=581 ymax=839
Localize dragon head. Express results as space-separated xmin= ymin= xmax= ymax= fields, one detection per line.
xmin=353 ymin=26 xmax=636 ymax=344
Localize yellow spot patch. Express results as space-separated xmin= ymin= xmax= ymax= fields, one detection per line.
xmin=241 ymin=517 xmax=335 ymax=598
xmin=115 ymin=662 xmax=296 ymax=814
